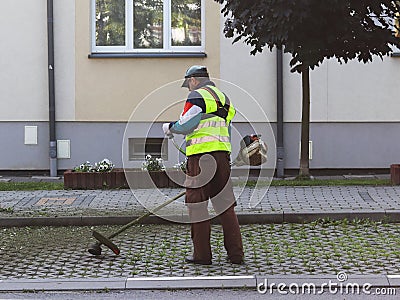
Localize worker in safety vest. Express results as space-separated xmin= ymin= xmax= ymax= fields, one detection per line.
xmin=163 ymin=66 xmax=244 ymax=265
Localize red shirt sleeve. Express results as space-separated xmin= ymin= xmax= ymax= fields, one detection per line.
xmin=181 ymin=101 xmax=194 ymax=116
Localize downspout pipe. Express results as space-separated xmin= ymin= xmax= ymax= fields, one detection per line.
xmin=47 ymin=0 xmax=57 ymax=176
xmin=276 ymin=47 xmax=285 ymax=178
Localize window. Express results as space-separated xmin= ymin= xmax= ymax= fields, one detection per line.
xmin=129 ymin=138 xmax=168 ymax=160
xmin=92 ymin=0 xmax=204 ymax=54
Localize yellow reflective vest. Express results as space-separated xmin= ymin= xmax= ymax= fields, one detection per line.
xmin=185 ymin=85 xmax=236 ymax=156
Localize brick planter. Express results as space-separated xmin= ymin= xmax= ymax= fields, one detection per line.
xmin=390 ymin=164 xmax=400 ymax=185
xmin=125 ymin=170 xmax=185 ymax=189
xmin=64 ymin=169 xmax=185 ymax=189
xmin=63 ymin=169 xmax=128 ymax=189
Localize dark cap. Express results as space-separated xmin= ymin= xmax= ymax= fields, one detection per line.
xmin=181 ymin=65 xmax=209 ymax=88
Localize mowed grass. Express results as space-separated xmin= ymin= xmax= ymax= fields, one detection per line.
xmin=0 ymin=182 xmax=64 ymax=191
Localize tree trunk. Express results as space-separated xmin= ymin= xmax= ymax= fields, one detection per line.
xmin=299 ymin=66 xmax=310 ymax=178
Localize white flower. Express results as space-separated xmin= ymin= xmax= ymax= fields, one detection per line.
xmin=74 ymin=158 xmax=114 ymax=173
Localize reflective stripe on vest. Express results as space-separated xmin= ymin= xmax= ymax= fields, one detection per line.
xmin=196 ymin=120 xmax=227 ymax=130
xmin=186 ymin=135 xmax=230 ymax=146
xmin=185 ymin=86 xmax=235 ymax=156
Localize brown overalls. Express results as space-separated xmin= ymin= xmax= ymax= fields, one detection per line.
xmin=185 ymin=151 xmax=244 ymax=263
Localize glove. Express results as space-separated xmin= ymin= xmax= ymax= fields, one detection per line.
xmin=162 ymin=123 xmax=172 ymax=136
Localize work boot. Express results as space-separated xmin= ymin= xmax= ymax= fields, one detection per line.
xmin=226 ymin=255 xmax=245 ymax=265
xmin=185 ymin=256 xmax=212 ymax=265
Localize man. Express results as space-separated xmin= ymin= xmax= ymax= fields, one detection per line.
xmin=162 ymin=65 xmax=244 ymax=265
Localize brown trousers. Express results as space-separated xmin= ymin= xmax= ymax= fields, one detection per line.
xmin=185 ymin=151 xmax=244 ymax=262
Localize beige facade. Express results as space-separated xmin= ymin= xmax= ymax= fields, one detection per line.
xmin=3 ymin=1 xmax=400 ymax=123
xmin=75 ymin=0 xmax=221 ymax=122
xmin=1 ymin=0 xmax=400 ymax=172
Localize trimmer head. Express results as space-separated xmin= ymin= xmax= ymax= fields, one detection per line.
xmin=86 ymin=190 xmax=186 ymax=257
xmin=91 ymin=230 xmax=120 ymax=255
xmin=88 ymin=242 xmax=102 ymax=256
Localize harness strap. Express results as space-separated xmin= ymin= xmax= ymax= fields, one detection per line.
xmin=200 ymin=86 xmax=230 ymax=120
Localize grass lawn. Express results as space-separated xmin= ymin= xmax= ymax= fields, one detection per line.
xmin=0 ymin=182 xmax=64 ymax=191
xmin=0 ymin=178 xmax=393 ymax=191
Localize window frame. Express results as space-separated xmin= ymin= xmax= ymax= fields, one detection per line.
xmin=91 ymin=0 xmax=205 ymax=54
xmin=128 ymin=138 xmax=168 ymax=161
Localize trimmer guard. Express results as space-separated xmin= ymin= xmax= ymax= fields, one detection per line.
xmin=92 ymin=230 xmax=120 ymax=255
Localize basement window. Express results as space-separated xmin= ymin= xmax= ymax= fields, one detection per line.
xmin=129 ymin=138 xmax=167 ymax=161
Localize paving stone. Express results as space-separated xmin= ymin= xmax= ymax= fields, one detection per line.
xmin=1 ymin=184 xmax=400 ymax=283
xmin=8 ymin=222 xmax=392 ymax=280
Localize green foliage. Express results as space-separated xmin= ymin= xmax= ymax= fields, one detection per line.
xmin=96 ymin=0 xmax=125 ymax=46
xmin=174 ymin=158 xmax=187 ymax=173
xmin=96 ymin=0 xmax=202 ymax=48
xmin=134 ymin=0 xmax=163 ymax=48
xmin=0 ymin=182 xmax=64 ymax=191
xmin=73 ymin=161 xmax=92 ymax=172
xmin=171 ymin=0 xmax=202 ymax=46
xmin=216 ymin=0 xmax=400 ymax=72
xmin=0 ymin=206 xmax=14 ymax=213
xmin=245 ymin=178 xmax=391 ymax=187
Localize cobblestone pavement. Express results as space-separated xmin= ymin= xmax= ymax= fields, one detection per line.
xmin=1 ymin=177 xmax=400 ymax=290
xmin=1 ymin=186 xmax=400 ymax=219
xmin=0 ymin=221 xmax=399 ymax=280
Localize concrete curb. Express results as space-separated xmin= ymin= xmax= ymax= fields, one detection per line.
xmin=0 ymin=278 xmax=126 ymax=291
xmin=1 ymin=210 xmax=400 ymax=227
xmin=0 ymin=275 xmax=399 ymax=292
xmin=126 ymin=275 xmax=255 ymax=289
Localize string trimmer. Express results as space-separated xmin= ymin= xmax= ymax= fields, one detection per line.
xmin=88 ymin=134 xmax=267 ymax=256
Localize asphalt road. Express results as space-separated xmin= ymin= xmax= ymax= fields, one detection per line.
xmin=0 ymin=288 xmax=399 ymax=300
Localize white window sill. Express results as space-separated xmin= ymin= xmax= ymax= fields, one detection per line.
xmin=88 ymin=52 xmax=207 ymax=58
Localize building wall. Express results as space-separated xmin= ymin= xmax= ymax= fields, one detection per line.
xmin=0 ymin=122 xmax=49 ymax=170
xmin=0 ymin=0 xmax=399 ymax=172
xmin=284 ymin=56 xmax=400 ymax=169
xmin=55 ymin=0 xmax=76 ymax=121
xmin=0 ymin=0 xmax=76 ymax=170
xmin=0 ymin=0 xmax=48 ymax=121
xmin=284 ymin=123 xmax=400 ymax=169
xmin=284 ymin=57 xmax=400 ymax=122
xmin=74 ymin=0 xmax=222 ymax=122
xmin=219 ymin=14 xmax=400 ymax=170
